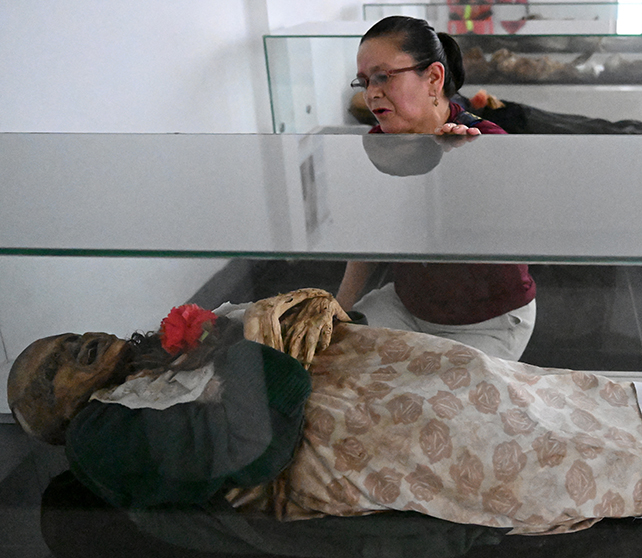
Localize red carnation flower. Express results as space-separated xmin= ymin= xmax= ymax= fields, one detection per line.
xmin=160 ymin=304 xmax=218 ymax=355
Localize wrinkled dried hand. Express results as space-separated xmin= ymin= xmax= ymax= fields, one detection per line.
xmin=243 ymin=288 xmax=350 ymax=368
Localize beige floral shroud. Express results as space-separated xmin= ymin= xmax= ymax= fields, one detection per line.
xmin=229 ymin=324 xmax=642 ymax=535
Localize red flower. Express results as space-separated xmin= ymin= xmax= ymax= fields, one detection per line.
xmin=160 ymin=304 xmax=218 ymax=355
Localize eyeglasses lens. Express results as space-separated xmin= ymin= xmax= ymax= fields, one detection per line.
xmin=351 ymin=72 xmax=389 ymax=90
xmin=370 ymin=72 xmax=389 ymax=87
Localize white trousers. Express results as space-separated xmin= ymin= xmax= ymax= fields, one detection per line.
xmin=353 ymin=282 xmax=536 ymax=361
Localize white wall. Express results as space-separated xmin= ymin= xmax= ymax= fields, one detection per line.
xmin=0 ymin=0 xmax=273 ymax=133
xmin=0 ymin=257 xmax=224 ymax=353
xmin=266 ymin=0 xmax=362 ymax=30
xmin=0 ymin=0 xmax=365 ymax=134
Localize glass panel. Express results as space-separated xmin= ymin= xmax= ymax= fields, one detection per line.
xmin=264 ymin=33 xmax=363 ymax=134
xmin=3 ymin=258 xmax=642 ymax=419
xmin=4 ymin=258 xmax=642 ymax=555
xmin=264 ymin=27 xmax=642 ymax=132
xmin=455 ymin=34 xmax=642 ymax=116
xmin=5 ymin=128 xmax=642 ymax=552
xmin=3 ymin=132 xmax=642 ymax=263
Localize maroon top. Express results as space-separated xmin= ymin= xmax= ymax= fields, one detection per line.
xmin=370 ymin=102 xmax=535 ymax=325
xmin=392 ymin=263 xmax=536 ymax=325
xmin=448 ymin=102 xmax=507 ymax=134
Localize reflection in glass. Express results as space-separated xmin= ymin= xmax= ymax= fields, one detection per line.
xmin=362 ymin=134 xmax=445 ymax=176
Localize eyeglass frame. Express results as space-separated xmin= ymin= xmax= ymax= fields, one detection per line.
xmin=350 ymin=59 xmax=436 ymax=90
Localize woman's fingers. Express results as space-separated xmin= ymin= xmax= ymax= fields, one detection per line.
xmin=434 ymin=123 xmax=481 ymax=136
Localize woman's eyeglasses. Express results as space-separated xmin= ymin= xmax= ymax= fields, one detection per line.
xmin=350 ymin=60 xmax=434 ymax=90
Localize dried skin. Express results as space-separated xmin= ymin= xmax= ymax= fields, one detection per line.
xmin=243 ymin=288 xmax=350 ymax=368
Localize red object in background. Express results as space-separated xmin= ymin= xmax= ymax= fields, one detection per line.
xmin=446 ymin=0 xmax=530 ymax=34
xmin=448 ymin=0 xmax=494 ymax=34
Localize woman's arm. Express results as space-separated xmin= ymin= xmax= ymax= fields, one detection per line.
xmin=336 ymin=261 xmax=378 ymax=311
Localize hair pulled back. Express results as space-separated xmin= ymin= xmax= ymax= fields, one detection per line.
xmin=361 ymin=16 xmax=465 ymax=98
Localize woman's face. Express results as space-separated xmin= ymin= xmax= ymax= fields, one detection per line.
xmin=356 ymin=37 xmax=444 ymax=134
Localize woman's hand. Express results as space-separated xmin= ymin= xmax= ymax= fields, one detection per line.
xmin=433 ymin=124 xmax=480 ymax=151
xmin=434 ymin=122 xmax=481 ymax=136
xmin=243 ymin=288 xmax=350 ymax=368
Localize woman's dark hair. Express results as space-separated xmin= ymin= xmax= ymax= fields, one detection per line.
xmin=361 ymin=16 xmax=465 ymax=97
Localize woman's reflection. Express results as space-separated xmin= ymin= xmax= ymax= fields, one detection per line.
xmin=362 ymin=134 xmax=445 ymax=177
xmin=362 ymin=133 xmax=482 ymax=178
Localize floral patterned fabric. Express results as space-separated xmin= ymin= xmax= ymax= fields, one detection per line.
xmin=230 ymin=323 xmax=642 ymax=535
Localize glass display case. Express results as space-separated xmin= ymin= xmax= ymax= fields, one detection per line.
xmin=263 ymin=23 xmax=369 ymax=134
xmin=264 ymin=23 xmax=642 ymax=132
xmin=362 ymin=2 xmax=627 ymax=35
xmin=457 ymin=33 xmax=642 ymax=84
xmin=4 ymin=132 xmax=642 ymax=556
xmin=456 ymin=32 xmax=642 ymax=117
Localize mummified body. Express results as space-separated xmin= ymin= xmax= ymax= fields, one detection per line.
xmin=9 ymin=289 xmax=642 ymax=535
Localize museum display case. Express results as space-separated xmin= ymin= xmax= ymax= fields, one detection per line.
xmin=4 ymin=132 xmax=642 ymax=558
xmin=4 ymin=130 xmax=642 ymax=398
xmin=264 ymin=23 xmax=642 ymax=132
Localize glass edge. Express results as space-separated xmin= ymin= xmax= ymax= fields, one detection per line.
xmin=3 ymin=248 xmax=642 ymax=265
xmin=263 ymin=35 xmax=278 ymax=134
xmin=362 ymin=2 xmax=636 ymax=6
xmin=263 ymin=33 xmax=642 ymax=40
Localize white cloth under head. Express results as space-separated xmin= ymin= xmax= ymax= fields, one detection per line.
xmin=91 ymin=364 xmax=218 ymax=410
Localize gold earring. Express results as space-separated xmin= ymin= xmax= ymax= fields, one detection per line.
xmin=433 ymin=97 xmax=439 ymax=107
